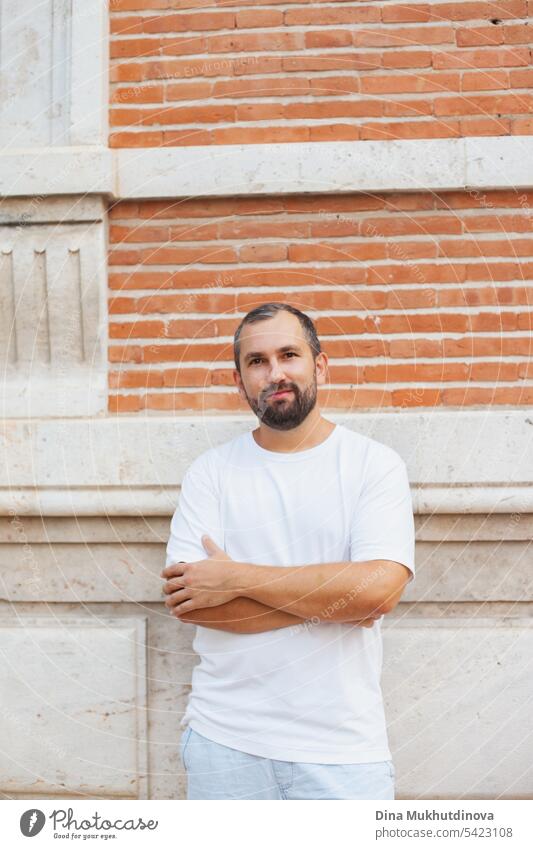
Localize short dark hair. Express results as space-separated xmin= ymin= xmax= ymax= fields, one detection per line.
xmin=233 ymin=302 xmax=321 ymax=373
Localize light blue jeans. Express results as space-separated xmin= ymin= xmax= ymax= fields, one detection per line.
xmin=180 ymin=725 xmax=395 ymax=800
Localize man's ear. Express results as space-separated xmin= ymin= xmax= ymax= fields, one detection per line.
xmin=233 ymin=368 xmax=246 ymax=401
xmin=315 ymin=352 xmax=329 ymax=387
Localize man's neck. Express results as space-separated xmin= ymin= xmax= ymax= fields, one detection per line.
xmin=252 ymin=413 xmax=336 ymax=453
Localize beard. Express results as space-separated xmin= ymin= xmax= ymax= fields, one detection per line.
xmin=242 ymin=374 xmax=318 ymax=430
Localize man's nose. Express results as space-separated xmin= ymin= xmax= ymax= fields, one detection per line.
xmin=268 ymin=359 xmax=287 ymax=383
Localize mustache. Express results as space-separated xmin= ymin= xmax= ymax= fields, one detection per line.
xmin=264 ymin=384 xmax=297 ymax=399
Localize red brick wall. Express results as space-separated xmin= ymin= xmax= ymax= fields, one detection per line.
xmin=108 ymin=189 xmax=533 ymax=412
xmin=109 ymin=1 xmax=533 ymax=146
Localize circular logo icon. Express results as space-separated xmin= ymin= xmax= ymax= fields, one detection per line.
xmin=20 ymin=809 xmax=46 ymax=837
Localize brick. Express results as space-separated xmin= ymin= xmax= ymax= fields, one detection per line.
xmin=353 ymin=26 xmax=454 ymax=48
xmin=360 ymin=120 xmax=461 ymax=139
xmin=143 ymin=342 xmax=233 ymax=363
xmin=283 ymin=53 xmax=381 ymax=73
xmin=159 ymin=36 xmax=208 ymax=56
xmin=468 ymin=313 xmax=518 ymax=331
xmin=109 ymin=63 xmax=143 ymax=83
xmin=310 ymin=219 xmax=360 ymax=238
xmin=370 ymin=313 xmax=469 ymax=333
xmin=165 ymin=81 xmax=213 ymax=100
xmin=110 ymin=320 xmax=167 ymax=338
xmin=145 ymin=393 xmax=246 ymax=412
xmin=383 ymin=99 xmax=433 ymax=117
xmin=109 ymin=297 xmax=138 ymax=314
xmin=212 ymin=78 xmax=310 ymax=98
xmin=110 ymin=38 xmax=161 ymax=59
xmin=391 ymin=389 xmax=442 ymax=407
xmin=388 ymin=338 xmax=443 ymax=358
xmin=366 ymin=263 xmax=467 ymax=285
xmin=163 ymin=129 xmax=212 ymax=145
xmin=111 ymin=0 xmax=176 ymax=8
xmin=443 ymin=336 xmax=532 ymax=356
xmin=441 ymin=387 xmax=533 ymax=405
xmin=142 ymin=12 xmax=235 ymax=32
xmin=433 ymin=47 xmax=529 ymax=69
xmin=109 ymin=394 xmax=145 ymax=413
xmin=305 ymin=30 xmax=353 ymax=49
xmin=361 ymin=72 xmax=460 ymax=94
xmin=288 ymin=242 xmax=388 ymax=262
xmin=285 ymin=100 xmax=383 ymax=119
xmin=141 ymin=104 xmax=235 ymax=124
xmin=284 ymin=7 xmax=381 ymax=26
xmin=461 ymin=70 xmax=510 ymax=90
xmin=138 ymin=245 xmax=238 ymax=264
xmin=106 ymin=178 xmax=531 ymax=412
xmin=431 ymin=2 xmax=527 ymax=21
xmin=111 ymin=84 xmax=164 ymax=104
xmin=235 ymin=10 xmax=283 ymax=28
xmin=509 ymin=69 xmax=533 ymax=87
xmin=435 ymin=190 xmax=533 ymax=208
xmin=503 ymin=24 xmax=533 ymax=43
xmin=235 ymin=103 xmax=285 ymax=121
xmin=109 ymin=131 xmax=163 ymax=147
xmin=440 ymin=238 xmax=533 ymax=257
xmin=162 ymin=367 xmax=216 ymax=387
xmin=381 ymin=5 xmax=432 ymax=23
xmin=309 ymin=124 xmax=360 ymax=141
xmin=239 ymin=244 xmax=288 ymax=262
xmin=110 ymin=16 xmax=143 ymax=35
xmin=166 ymin=319 xmax=236 ymax=339
xmin=439 ymin=286 xmax=530 ymax=305
xmin=464 ymin=262 xmax=524 ymax=280
xmin=109 ymin=345 xmax=143 ymax=364
xmin=436 ymin=93 xmax=533 ymax=115
xmin=361 ymin=215 xmax=462 ymax=236
xmin=218 ymin=220 xmax=310 ymax=239
xmin=364 ymin=363 xmax=468 ymax=381
xmin=207 ymin=32 xmax=303 ymax=54
xmin=456 ymin=26 xmax=504 ymax=47
xmin=511 ymin=118 xmax=533 ymax=132
xmin=109 ymin=371 xmax=164 ymax=389
xmin=460 ymin=117 xmax=510 ymax=134
xmin=382 ymin=50 xmax=432 ymax=68
xmin=307 ymin=77 xmax=360 ymax=96
xmin=211 ymin=126 xmax=310 ymax=144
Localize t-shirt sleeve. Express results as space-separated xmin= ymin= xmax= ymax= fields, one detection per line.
xmin=349 ymin=453 xmax=416 ymax=583
xmin=165 ymin=454 xmax=223 ymax=568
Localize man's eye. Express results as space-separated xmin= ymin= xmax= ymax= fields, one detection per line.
xmin=249 ymin=353 xmax=296 ymax=365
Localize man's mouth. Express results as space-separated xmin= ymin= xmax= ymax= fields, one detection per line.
xmin=269 ymin=389 xmax=293 ymax=399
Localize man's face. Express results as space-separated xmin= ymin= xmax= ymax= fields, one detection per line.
xmin=233 ymin=312 xmax=327 ymax=430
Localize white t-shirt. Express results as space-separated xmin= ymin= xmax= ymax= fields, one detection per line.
xmin=166 ymin=422 xmax=415 ymax=764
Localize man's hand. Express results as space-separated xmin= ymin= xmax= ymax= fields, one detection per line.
xmin=161 ymin=535 xmax=242 ymax=615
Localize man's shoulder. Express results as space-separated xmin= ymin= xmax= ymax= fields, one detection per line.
xmin=185 ymin=430 xmax=248 ymax=476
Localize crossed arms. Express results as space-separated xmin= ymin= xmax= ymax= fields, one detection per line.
xmin=161 ymin=540 xmax=412 ymax=634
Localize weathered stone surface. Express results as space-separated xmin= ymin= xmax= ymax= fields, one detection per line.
xmin=383 ymin=618 xmax=533 ymax=799
xmin=0 ymin=616 xmax=147 ymax=798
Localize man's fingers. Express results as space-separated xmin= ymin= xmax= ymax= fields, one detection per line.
xmin=164 ymin=589 xmax=190 ymax=610
xmin=163 ymin=578 xmax=185 ymax=595
xmin=160 ymin=563 xmax=186 ymax=579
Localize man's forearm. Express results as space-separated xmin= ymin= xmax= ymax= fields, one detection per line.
xmin=231 ymin=559 xmax=410 ymax=621
xmin=178 ymin=596 xmax=382 ymax=633
xmin=177 ymin=596 xmax=306 ymax=634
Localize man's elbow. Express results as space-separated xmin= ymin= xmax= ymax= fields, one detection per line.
xmin=375 ymin=564 xmax=412 ymax=615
